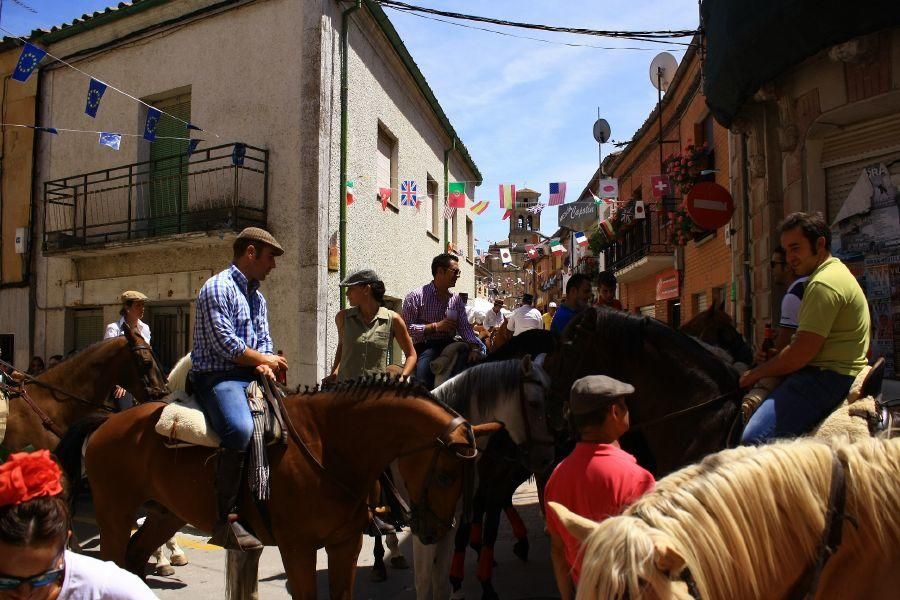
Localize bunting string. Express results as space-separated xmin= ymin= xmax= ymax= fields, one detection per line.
xmin=0 ymin=25 xmax=219 ymax=138
xmin=0 ymin=122 xmax=194 ymax=141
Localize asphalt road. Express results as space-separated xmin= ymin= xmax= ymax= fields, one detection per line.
xmin=73 ymin=480 xmax=560 ymax=599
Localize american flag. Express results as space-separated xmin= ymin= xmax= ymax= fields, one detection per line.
xmin=548 ymin=182 xmax=566 ymax=205
xmin=400 ymin=180 xmax=418 ymax=206
xmin=526 ymin=203 xmax=545 ymax=215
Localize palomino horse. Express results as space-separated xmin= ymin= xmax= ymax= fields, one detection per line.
xmin=412 ymin=357 xmax=556 ymax=600
xmin=1 ymin=324 xmax=168 ymax=454
xmin=82 ymin=378 xmax=499 ymax=599
xmin=680 ymin=302 xmax=754 ymax=367
xmin=550 ymin=437 xmax=900 ymax=600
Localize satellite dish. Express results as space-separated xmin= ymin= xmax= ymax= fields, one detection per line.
xmin=592 ymin=118 xmax=611 ymax=144
xmin=649 ymin=52 xmax=678 ymax=91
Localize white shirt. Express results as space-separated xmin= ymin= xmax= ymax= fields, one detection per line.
xmin=60 ymin=550 xmax=158 ymax=599
xmin=779 ymin=277 xmax=808 ymax=330
xmin=105 ymin=317 xmax=151 ymax=343
xmin=483 ymin=308 xmax=505 ymax=329
xmin=507 ymin=305 xmax=543 ymax=336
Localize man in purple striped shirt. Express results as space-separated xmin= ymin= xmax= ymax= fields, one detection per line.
xmin=402 ymin=253 xmax=485 ymax=388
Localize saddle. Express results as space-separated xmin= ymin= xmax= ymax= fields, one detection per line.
xmin=430 ymin=341 xmax=470 ymax=387
xmin=154 ymin=381 xmax=285 ymax=449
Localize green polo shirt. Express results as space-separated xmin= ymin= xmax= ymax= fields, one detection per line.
xmin=796 ymin=257 xmax=870 ymax=377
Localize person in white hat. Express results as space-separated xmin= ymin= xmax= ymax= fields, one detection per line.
xmin=104 ymin=290 xmax=152 ymax=411
xmin=543 ymin=301 xmax=558 ymax=330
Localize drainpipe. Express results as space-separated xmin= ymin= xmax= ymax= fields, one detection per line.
xmin=339 ymin=0 xmax=361 ymax=309
xmin=741 ymin=132 xmax=753 ymax=344
xmin=443 ymin=137 xmax=456 ymax=252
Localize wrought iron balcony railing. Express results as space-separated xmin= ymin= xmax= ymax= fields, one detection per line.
xmin=601 ymin=212 xmax=674 ymax=272
xmin=43 ymin=143 xmax=267 ymax=252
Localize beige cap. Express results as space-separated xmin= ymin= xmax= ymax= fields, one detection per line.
xmin=569 ymin=375 xmax=635 ymax=415
xmin=236 ymin=227 xmax=284 ymax=256
xmin=121 ymin=290 xmax=148 ymax=303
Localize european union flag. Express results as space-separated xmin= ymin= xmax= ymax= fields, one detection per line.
xmin=232 ymin=143 xmax=246 ymax=166
xmin=188 ymin=139 xmax=203 ymax=155
xmin=186 ymin=123 xmax=203 ymax=131
xmin=99 ymin=132 xmax=122 ymax=151
xmin=12 ymin=43 xmax=46 ymax=82
xmin=85 ymin=78 xmax=107 ymax=118
xmin=143 ymin=108 xmax=161 ymax=142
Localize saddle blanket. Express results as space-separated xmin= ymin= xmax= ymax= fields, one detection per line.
xmin=154 ymin=384 xmax=282 ymax=449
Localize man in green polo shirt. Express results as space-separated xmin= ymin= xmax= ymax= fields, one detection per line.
xmin=740 ymin=211 xmax=870 ymax=444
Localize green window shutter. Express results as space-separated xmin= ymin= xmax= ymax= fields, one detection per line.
xmin=150 ymin=96 xmax=191 ymax=235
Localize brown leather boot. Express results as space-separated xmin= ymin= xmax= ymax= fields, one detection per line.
xmin=208 ymin=448 xmax=263 ymax=551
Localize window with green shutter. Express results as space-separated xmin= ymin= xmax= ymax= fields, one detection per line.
xmin=149 ymin=94 xmax=190 ymax=235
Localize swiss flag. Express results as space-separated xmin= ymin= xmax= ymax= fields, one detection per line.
xmin=526 ymin=245 xmax=538 ymax=259
xmin=650 ymin=175 xmax=672 ymax=199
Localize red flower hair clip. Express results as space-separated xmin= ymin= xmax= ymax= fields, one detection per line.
xmin=0 ymin=450 xmax=63 ymax=507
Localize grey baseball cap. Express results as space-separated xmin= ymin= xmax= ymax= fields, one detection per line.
xmin=340 ymin=269 xmax=381 ymax=287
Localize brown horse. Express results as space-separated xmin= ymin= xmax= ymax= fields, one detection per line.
xmin=1 ymin=324 xmax=168 ymax=453
xmin=680 ymin=302 xmax=754 ymax=366
xmin=83 ymin=379 xmax=500 ymax=599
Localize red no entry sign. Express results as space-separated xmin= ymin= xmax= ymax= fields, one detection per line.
xmin=685 ymin=182 xmax=734 ymax=230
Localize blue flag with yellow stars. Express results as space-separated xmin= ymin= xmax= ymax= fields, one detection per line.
xmin=143 ymin=108 xmax=161 ymax=142
xmin=99 ymin=132 xmax=122 ymax=151
xmin=85 ymin=78 xmax=107 ymax=118
xmin=188 ymin=139 xmax=202 ymax=155
xmin=12 ymin=43 xmax=46 ymax=82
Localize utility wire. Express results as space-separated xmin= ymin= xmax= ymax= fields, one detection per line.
xmin=375 ymin=0 xmax=697 ymax=45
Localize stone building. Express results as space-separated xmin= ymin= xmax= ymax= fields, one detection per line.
xmin=703 ymin=1 xmax=900 ymax=376
xmin=15 ymin=0 xmax=479 ymax=384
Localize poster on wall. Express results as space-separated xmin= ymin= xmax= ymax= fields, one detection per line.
xmin=864 ymin=255 xmax=900 ymax=378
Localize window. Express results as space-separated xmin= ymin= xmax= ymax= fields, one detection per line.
xmin=70 ymin=309 xmax=104 ymax=353
xmin=377 ymin=124 xmax=398 ymax=209
xmin=466 ymin=217 xmax=474 ymax=261
xmin=147 ymin=304 xmax=190 ymax=373
xmin=427 ymin=175 xmax=439 ymax=237
xmin=692 ymin=292 xmax=708 ymax=315
xmin=148 ymin=91 xmax=191 ymax=235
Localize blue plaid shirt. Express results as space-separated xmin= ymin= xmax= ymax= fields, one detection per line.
xmin=191 ymin=264 xmax=274 ymax=373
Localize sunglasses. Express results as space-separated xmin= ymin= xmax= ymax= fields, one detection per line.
xmin=0 ymin=551 xmax=65 ymax=590
xmin=444 ymin=268 xmax=461 ymax=275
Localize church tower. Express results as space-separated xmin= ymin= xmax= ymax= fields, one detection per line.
xmin=510 ymin=187 xmax=541 ymax=246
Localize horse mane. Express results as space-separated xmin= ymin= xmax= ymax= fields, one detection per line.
xmin=36 ymin=337 xmax=126 ymax=386
xmin=576 ymin=437 xmax=900 ymax=600
xmin=168 ymin=354 xmax=192 ymax=391
xmin=487 ymin=329 xmax=558 ymax=362
xmin=431 ymin=359 xmax=525 ymax=413
xmin=312 ymin=373 xmax=435 ymax=402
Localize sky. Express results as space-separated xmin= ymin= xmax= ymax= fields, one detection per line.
xmin=2 ymin=0 xmax=702 ymax=250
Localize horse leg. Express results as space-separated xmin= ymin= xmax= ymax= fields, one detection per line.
xmin=386 ymin=531 xmax=407 ymax=569
xmin=125 ymin=510 xmax=185 ymax=578
xmin=371 ymin=529 xmax=387 ymax=582
xmin=166 ymin=536 xmax=188 ymax=566
xmin=153 ymin=546 xmax=174 ymax=577
xmin=476 ymin=504 xmax=502 ymax=600
xmin=225 ymin=548 xmax=263 ymax=600
xmin=93 ymin=496 xmax=140 ymax=569
xmin=449 ymin=521 xmax=471 ymax=598
xmin=505 ymin=506 xmax=529 ymax=561
xmin=326 ymin=534 xmax=364 ymax=600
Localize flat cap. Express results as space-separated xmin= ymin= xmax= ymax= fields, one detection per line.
xmin=236 ymin=227 xmax=284 ymax=256
xmin=339 ymin=268 xmax=381 ymax=287
xmin=120 ymin=290 xmax=148 ymax=303
xmin=569 ymin=375 xmax=634 ymax=415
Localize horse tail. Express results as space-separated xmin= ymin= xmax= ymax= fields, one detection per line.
xmin=225 ymin=547 xmax=262 ymax=600
xmin=54 ymin=415 xmax=110 ymax=509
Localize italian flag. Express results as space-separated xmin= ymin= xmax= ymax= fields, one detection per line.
xmin=346 ymin=181 xmax=355 ymax=205
xmin=550 ymin=240 xmax=567 ymax=254
xmin=448 ymin=182 xmax=466 ymax=208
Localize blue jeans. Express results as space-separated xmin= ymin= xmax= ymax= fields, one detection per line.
xmin=741 ymin=367 xmax=856 ymax=445
xmin=414 ymin=340 xmax=468 ymax=390
xmin=192 ymin=370 xmax=256 ymax=450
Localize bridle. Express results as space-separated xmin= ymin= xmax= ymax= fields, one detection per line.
xmin=120 ymin=323 xmax=170 ymax=401
xmin=515 ymin=371 xmax=556 ymax=464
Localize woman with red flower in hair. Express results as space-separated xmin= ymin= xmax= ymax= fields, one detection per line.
xmin=0 ymin=450 xmax=157 ymax=600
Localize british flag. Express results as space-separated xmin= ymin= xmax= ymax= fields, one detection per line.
xmin=400 ymin=180 xmax=418 ymax=207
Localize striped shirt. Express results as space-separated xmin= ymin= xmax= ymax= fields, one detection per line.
xmin=191 ymin=265 xmax=274 ymax=373
xmin=401 ymin=282 xmax=481 ymax=347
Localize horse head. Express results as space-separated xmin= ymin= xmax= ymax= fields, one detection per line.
xmin=121 ymin=323 xmax=170 ymax=401
xmin=548 ymin=502 xmax=694 ymax=600
xmin=398 ymin=420 xmax=502 ymax=544
xmin=680 ymin=303 xmax=753 ymax=366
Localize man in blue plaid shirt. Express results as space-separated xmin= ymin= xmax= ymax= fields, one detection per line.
xmin=191 ymin=227 xmax=288 ymax=551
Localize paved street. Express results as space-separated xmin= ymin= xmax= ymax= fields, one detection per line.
xmin=73 ymin=481 xmax=560 ymax=600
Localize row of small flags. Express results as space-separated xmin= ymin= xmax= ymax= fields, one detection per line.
xmin=12 ymin=42 xmax=204 ymax=151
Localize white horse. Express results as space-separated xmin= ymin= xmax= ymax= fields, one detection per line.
xmin=411 ymin=356 xmax=555 ymax=600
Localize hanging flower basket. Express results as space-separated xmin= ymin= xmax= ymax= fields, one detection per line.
xmin=667 ymin=203 xmax=705 ymax=246
xmin=663 ymin=143 xmax=709 ymax=196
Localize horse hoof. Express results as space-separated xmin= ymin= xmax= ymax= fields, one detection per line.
xmin=370 ymin=564 xmax=387 ymax=582
xmin=481 ymin=584 xmax=499 ymax=600
xmin=155 ymin=564 xmax=175 ymax=577
xmin=512 ymin=538 xmax=529 ymax=561
xmin=170 ymin=553 xmax=189 ymax=567
xmin=390 ymin=555 xmax=409 ymax=569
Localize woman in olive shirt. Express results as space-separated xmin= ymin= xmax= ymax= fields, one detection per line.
xmin=325 ymin=269 xmax=417 ymax=384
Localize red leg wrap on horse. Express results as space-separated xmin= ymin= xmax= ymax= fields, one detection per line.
xmin=470 ymin=522 xmax=483 ymax=546
xmin=505 ymin=506 xmax=527 ymax=540
xmin=476 ymin=546 xmax=494 ymax=582
xmin=450 ymin=552 xmax=466 ymax=580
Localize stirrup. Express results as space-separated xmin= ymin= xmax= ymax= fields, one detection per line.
xmin=208 ymin=518 xmax=263 ymax=551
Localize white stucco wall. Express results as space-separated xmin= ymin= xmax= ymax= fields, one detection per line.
xmin=0 ymin=288 xmax=30 ymax=368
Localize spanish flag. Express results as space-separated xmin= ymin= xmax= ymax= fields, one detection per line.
xmin=470 ymin=201 xmax=489 ymax=215
xmin=498 ymin=184 xmax=516 ymax=209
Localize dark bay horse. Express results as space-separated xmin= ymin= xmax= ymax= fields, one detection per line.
xmin=82 ymin=378 xmax=499 ymax=599
xmin=680 ymin=302 xmax=754 ymax=367
xmin=1 ymin=325 xmax=168 ymax=454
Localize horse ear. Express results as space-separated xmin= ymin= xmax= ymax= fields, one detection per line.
xmin=718 ymin=300 xmax=726 ymax=312
xmin=471 ymin=421 xmax=504 ymax=438
xmin=653 ymin=535 xmax=686 ymax=574
xmin=121 ymin=322 xmax=135 ymax=342
xmin=547 ymin=501 xmax=598 ymax=542
xmin=521 ymin=354 xmax=533 ymax=375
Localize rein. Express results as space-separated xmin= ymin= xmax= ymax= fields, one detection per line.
xmin=0 ymin=357 xmax=111 ymax=411
xmin=628 ymin=388 xmax=740 ymax=432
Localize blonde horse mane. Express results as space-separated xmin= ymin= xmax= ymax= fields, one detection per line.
xmin=167 ymin=354 xmax=192 ymax=392
xmin=576 ymin=438 xmax=900 ymax=600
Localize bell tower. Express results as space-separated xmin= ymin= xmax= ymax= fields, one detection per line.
xmin=510 ymin=187 xmax=541 ymax=245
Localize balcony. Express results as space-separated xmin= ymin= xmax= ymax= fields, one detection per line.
xmin=601 ymin=212 xmax=674 ymax=283
xmin=43 ymin=143 xmax=267 ymax=255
